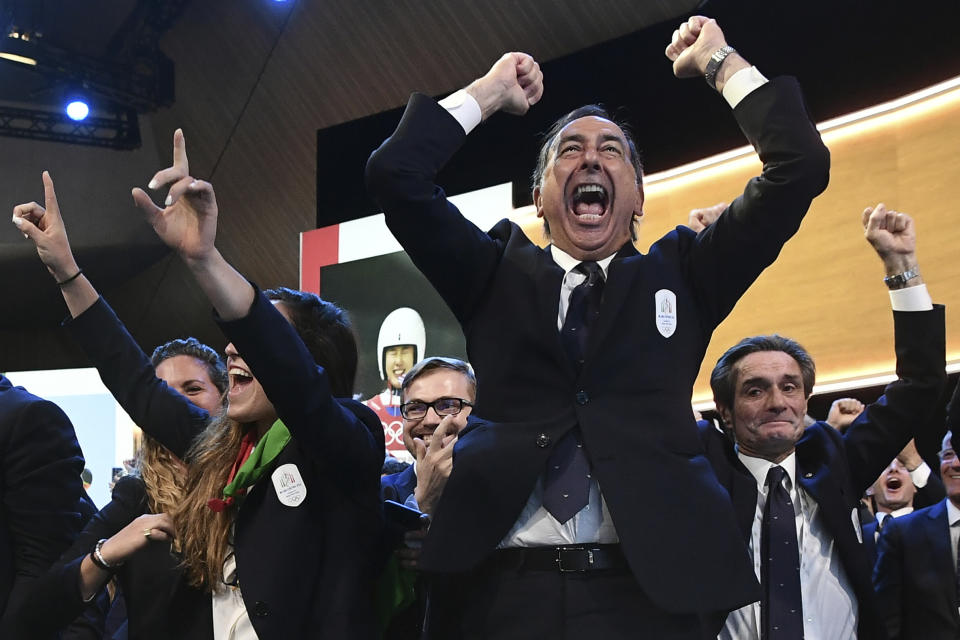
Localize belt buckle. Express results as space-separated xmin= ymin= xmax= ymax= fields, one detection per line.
xmin=556 ymin=546 xmax=592 ymax=573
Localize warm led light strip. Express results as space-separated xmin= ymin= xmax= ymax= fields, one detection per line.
xmin=692 ymin=359 xmax=960 ymax=412
xmin=0 ymin=52 xmax=36 ymax=66
xmin=644 ymin=74 xmax=960 ymax=188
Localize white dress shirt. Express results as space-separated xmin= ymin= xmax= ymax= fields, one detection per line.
xmin=212 ymin=549 xmax=259 ymax=640
xmin=947 ymin=499 xmax=960 ymax=569
xmin=720 ymin=452 xmax=858 ymax=640
xmin=499 ymin=246 xmax=618 ymax=547
xmin=875 ymin=507 xmax=915 ymax=540
xmin=946 ymin=499 xmax=960 ymax=619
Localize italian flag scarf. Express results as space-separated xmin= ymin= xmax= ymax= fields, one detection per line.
xmin=207 ymin=419 xmax=291 ymax=512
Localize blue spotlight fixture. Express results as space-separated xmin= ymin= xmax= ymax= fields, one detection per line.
xmin=65 ymin=100 xmax=89 ymax=121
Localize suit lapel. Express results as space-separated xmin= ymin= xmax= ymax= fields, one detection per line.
xmin=537 ymin=246 xmax=576 ymax=377
xmin=587 ymin=242 xmax=639 ymax=365
xmin=727 ymin=453 xmax=759 ymax=540
xmin=399 ymin=465 xmax=418 ymax=502
xmin=922 ymin=501 xmax=958 ymax=613
xmin=795 ymin=459 xmax=850 ymax=548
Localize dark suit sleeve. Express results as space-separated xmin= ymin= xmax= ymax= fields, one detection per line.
xmin=946 ymin=379 xmax=960 ymax=454
xmin=686 ymin=77 xmax=830 ymax=328
xmin=20 ymin=475 xmax=147 ymax=637
xmin=365 ymin=93 xmax=503 ymax=324
xmin=65 ymin=297 xmax=210 ymax=459
xmin=914 ymin=471 xmax=946 ymax=510
xmin=873 ymin=515 xmax=905 ymax=639
xmin=0 ymin=394 xmax=88 ymax=638
xmin=216 ymin=289 xmax=384 ymax=488
xmin=842 ymin=307 xmax=947 ymax=494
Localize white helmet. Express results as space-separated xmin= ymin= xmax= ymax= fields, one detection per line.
xmin=376 ymin=307 xmax=426 ymax=380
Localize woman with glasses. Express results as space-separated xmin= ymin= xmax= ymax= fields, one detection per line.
xmin=14 ymin=131 xmax=384 ymax=639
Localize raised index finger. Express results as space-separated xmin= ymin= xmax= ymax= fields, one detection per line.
xmin=42 ymin=171 xmax=61 ymax=218
xmin=148 ymin=129 xmax=190 ymax=191
xmin=172 ymin=128 xmax=189 ymax=176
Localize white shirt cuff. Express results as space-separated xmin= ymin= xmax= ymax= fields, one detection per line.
xmin=889 ymin=284 xmax=933 ymax=311
xmin=910 ymin=461 xmax=931 ymax=488
xmin=722 ymin=66 xmax=769 ymax=108
xmin=439 ymin=89 xmax=482 ymax=135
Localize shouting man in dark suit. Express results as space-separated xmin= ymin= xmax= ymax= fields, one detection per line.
xmin=874 ymin=419 xmax=960 ymax=639
xmin=0 ymin=375 xmax=93 ymax=639
xmin=702 ymin=205 xmax=944 ymax=639
xmin=367 ymin=14 xmax=829 ymax=639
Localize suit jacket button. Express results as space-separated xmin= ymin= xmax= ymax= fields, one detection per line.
xmin=575 ymin=390 xmax=589 ymax=405
xmin=536 ymin=433 xmax=551 ymax=448
xmin=253 ymin=601 xmax=269 ymax=617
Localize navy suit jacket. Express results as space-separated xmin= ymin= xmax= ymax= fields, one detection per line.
xmin=875 ymin=498 xmax=960 ymax=639
xmin=66 ymin=294 xmax=385 ymax=640
xmin=0 ymin=375 xmax=94 ymax=639
xmin=367 ymin=77 xmax=829 ymax=614
xmin=381 ymin=465 xmax=417 ymax=504
xmin=700 ymin=306 xmax=946 ymax=639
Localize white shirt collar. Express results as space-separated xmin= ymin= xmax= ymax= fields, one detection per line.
xmin=878 ymin=506 xmax=914 ymax=522
xmin=550 ymin=245 xmax=616 ymax=277
xmin=947 ymin=498 xmax=960 ymax=526
xmin=737 ymin=449 xmax=798 ymax=491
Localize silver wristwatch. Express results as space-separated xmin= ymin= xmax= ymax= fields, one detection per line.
xmin=704 ymin=46 xmax=736 ymax=91
xmin=883 ymin=266 xmax=920 ymax=289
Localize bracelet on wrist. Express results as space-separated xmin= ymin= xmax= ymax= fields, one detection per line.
xmin=56 ymin=268 xmax=83 ymax=287
xmin=90 ymin=538 xmax=123 ymax=572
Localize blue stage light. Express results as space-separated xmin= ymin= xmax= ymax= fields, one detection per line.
xmin=65 ymin=100 xmax=89 ymax=121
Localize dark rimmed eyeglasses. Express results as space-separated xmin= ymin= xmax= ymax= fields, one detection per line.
xmin=400 ymin=397 xmax=473 ymax=420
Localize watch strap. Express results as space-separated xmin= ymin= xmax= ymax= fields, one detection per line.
xmin=884 ymin=266 xmax=921 ymax=289
xmin=704 ymin=45 xmax=736 ymax=91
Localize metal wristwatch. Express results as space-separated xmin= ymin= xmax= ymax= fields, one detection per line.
xmin=704 ymin=45 xmax=736 ymax=91
xmin=883 ymin=266 xmax=920 ymax=289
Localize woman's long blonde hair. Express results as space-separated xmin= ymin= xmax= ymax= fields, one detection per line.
xmin=173 ymin=413 xmax=245 ymax=589
xmin=136 ymin=434 xmax=187 ymax=515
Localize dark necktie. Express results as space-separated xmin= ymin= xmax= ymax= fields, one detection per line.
xmin=761 ymin=465 xmax=804 ymax=640
xmin=543 ymin=261 xmax=604 ymax=524
xmin=873 ymin=514 xmax=885 ymax=542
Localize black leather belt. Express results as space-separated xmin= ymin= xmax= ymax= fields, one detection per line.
xmin=492 ymin=544 xmax=627 ymax=573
